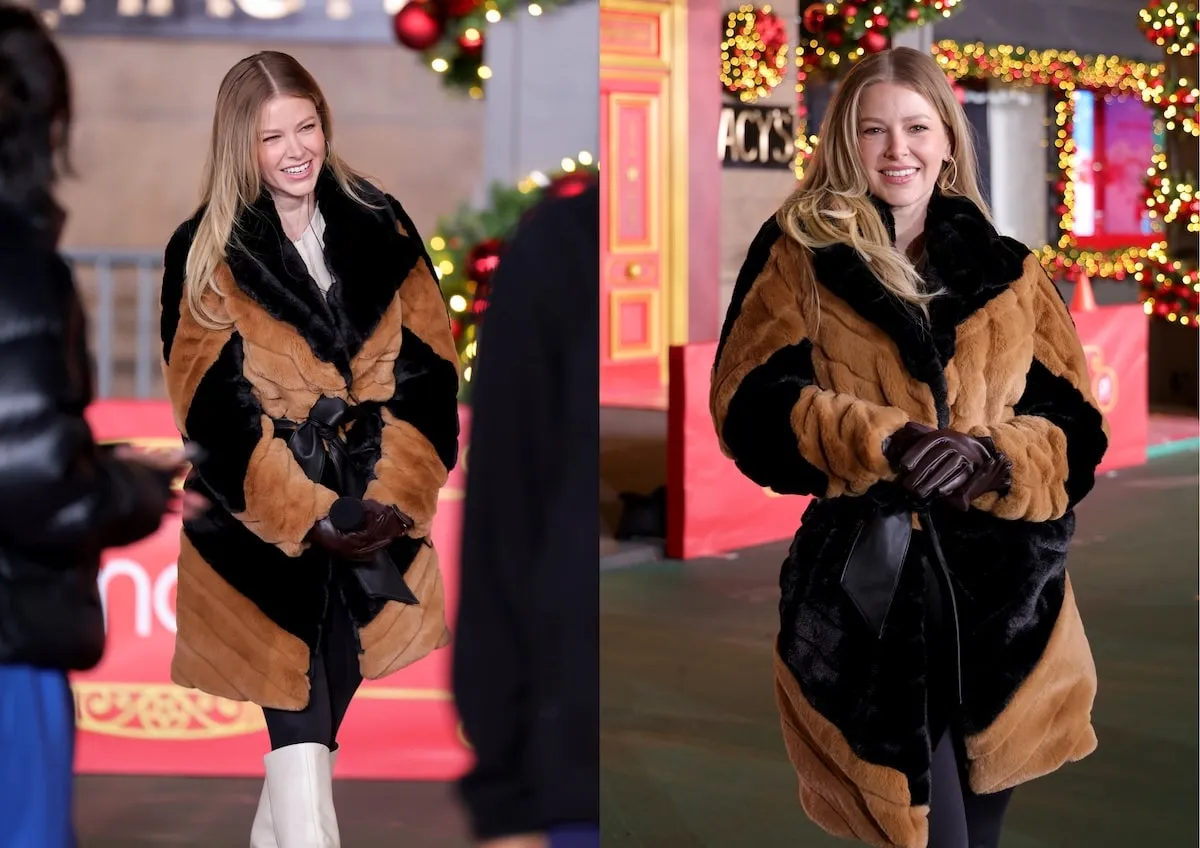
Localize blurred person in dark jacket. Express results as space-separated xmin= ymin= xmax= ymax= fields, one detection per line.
xmin=0 ymin=6 xmax=192 ymax=846
xmin=452 ymin=180 xmax=599 ymax=848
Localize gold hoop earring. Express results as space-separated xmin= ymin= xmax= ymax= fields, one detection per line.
xmin=939 ymin=158 xmax=958 ymax=190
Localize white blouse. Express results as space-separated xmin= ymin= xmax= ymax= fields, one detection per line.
xmin=291 ymin=207 xmax=334 ymax=297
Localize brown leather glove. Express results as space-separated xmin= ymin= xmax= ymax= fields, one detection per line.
xmin=306 ymin=498 xmax=415 ymax=562
xmin=940 ymin=436 xmax=1012 ymax=511
xmin=894 ymin=429 xmax=1012 ymax=509
xmin=882 ymin=422 xmax=935 ymax=469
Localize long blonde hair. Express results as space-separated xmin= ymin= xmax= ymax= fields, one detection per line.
xmin=185 ymin=51 xmax=376 ymax=329
xmin=778 ymin=47 xmax=989 ymax=315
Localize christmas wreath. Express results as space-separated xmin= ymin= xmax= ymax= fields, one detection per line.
xmin=721 ymin=5 xmax=790 ymax=102
xmin=392 ymin=0 xmax=572 ymax=97
xmin=429 ymin=156 xmax=598 ymax=399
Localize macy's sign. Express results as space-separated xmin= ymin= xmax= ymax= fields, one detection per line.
xmin=98 ymin=558 xmax=178 ymax=637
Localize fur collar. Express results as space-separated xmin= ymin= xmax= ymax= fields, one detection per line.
xmin=221 ymin=167 xmax=420 ymax=381
xmin=810 ymin=190 xmax=1028 ymax=426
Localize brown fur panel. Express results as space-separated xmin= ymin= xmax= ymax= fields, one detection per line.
xmin=774 ymin=650 xmax=927 ymax=848
xmin=235 ymin=415 xmax=339 ymax=556
xmin=968 ymin=418 xmax=1070 ymax=521
xmin=943 ymin=285 xmax=1035 ymax=430
xmin=711 ymin=239 xmax=914 ymax=497
xmin=349 ymin=291 xmax=405 ymax=403
xmin=810 ymin=286 xmax=939 ymax=426
xmin=171 ymin=535 xmax=312 ymax=710
xmin=362 ymin=409 xmax=448 ymax=537
xmin=963 ymin=575 xmax=1098 ymax=794
xmin=396 ymin=249 xmax=462 ymax=380
xmin=358 ymin=543 xmax=450 ymax=679
xmin=222 ymin=281 xmax=347 ymax=421
xmin=957 ymin=258 xmax=1102 ymax=521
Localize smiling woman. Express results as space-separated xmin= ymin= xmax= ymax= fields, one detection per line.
xmin=159 ymin=50 xmax=461 ymax=847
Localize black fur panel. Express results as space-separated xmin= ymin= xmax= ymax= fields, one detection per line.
xmin=1013 ymin=359 xmax=1108 ymax=509
xmin=160 ymin=219 xmax=195 ymax=364
xmin=928 ymin=501 xmax=1072 ymax=735
xmin=723 ymin=341 xmax=831 ymax=497
xmin=779 ymin=496 xmax=934 ymax=804
xmin=227 ymin=198 xmax=344 ymax=370
xmin=183 ymin=333 xmax=263 ymax=514
xmin=320 ymin=181 xmax=423 ymax=358
xmin=778 ymin=493 xmax=1076 ymax=803
xmin=383 ymin=328 xmax=462 ymax=473
xmin=715 ymin=216 xmax=784 ymax=367
xmin=182 ymin=493 xmax=328 ymax=650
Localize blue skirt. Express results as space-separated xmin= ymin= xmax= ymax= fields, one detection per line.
xmin=0 ymin=665 xmax=77 ymax=848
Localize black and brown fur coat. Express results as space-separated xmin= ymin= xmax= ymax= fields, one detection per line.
xmin=711 ymin=191 xmax=1108 ymax=847
xmin=160 ymin=169 xmax=459 ymax=711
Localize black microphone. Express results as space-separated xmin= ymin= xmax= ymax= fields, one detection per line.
xmin=328 ymin=497 xmax=365 ymax=532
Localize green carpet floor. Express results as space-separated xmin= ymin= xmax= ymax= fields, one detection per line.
xmin=601 ymin=453 xmax=1200 ymax=847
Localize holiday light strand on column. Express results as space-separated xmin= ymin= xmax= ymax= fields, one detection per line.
xmin=722 ymin=5 xmax=790 ymax=102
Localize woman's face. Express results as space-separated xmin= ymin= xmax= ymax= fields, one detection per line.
xmin=855 ymin=82 xmax=951 ymax=217
xmin=257 ymin=95 xmax=325 ymax=202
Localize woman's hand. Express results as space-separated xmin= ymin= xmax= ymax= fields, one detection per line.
xmin=112 ymin=444 xmax=211 ymax=521
xmin=887 ymin=428 xmax=1012 ymax=509
xmin=305 ymin=498 xmax=415 ymax=561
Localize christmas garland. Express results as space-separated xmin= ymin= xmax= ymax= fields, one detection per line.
xmin=790 ymin=2 xmax=965 ymax=178
xmin=796 ymin=0 xmax=963 ymax=74
xmin=1138 ymin=0 xmax=1199 ymax=57
xmin=429 ymin=156 xmax=598 ymax=399
xmin=392 ymin=0 xmax=571 ymax=97
xmin=721 ymin=5 xmax=789 ymax=102
xmin=930 ymin=40 xmax=1200 ymax=325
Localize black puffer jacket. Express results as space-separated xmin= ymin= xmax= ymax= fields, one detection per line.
xmin=0 ymin=201 xmax=172 ymax=671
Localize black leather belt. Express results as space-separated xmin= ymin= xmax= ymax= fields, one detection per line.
xmin=840 ymin=503 xmax=963 ymax=705
xmin=275 ymin=396 xmax=419 ymax=606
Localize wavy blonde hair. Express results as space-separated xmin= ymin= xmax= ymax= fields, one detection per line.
xmin=185 ymin=51 xmax=377 ymax=329
xmin=778 ymin=47 xmax=989 ymax=315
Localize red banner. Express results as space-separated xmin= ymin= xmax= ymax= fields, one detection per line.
xmin=667 ymin=305 xmax=1147 ymax=560
xmin=1072 ymin=304 xmax=1149 ymax=472
xmin=72 ymin=401 xmax=472 ymax=781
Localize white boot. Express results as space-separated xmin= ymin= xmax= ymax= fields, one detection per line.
xmin=253 ymin=742 xmax=340 ymax=847
xmin=250 ymin=749 xmax=340 ymax=847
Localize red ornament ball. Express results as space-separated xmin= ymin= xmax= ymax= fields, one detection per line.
xmin=801 ymin=2 xmax=827 ymax=33
xmin=826 ymin=30 xmax=844 ymax=47
xmin=906 ymin=6 xmax=921 ymax=21
xmin=872 ymin=13 xmax=888 ymax=28
xmin=859 ymin=29 xmax=888 ymax=54
xmin=441 ymin=0 xmax=479 ymax=16
xmin=466 ymin=238 xmax=504 ymax=292
xmin=545 ymin=171 xmax=595 ymax=200
xmin=393 ymin=1 xmax=444 ymax=51
xmin=458 ymin=28 xmax=484 ymax=57
xmin=841 ymin=3 xmax=859 ymax=20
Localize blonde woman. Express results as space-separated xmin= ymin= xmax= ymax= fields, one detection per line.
xmin=160 ymin=52 xmax=460 ymax=847
xmin=711 ymin=47 xmax=1108 ymax=847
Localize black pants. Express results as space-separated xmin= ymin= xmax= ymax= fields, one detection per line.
xmin=922 ymin=543 xmax=1014 ymax=848
xmin=262 ymin=588 xmax=362 ymax=751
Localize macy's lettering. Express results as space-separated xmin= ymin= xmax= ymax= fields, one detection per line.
xmin=97 ymin=559 xmax=178 ymax=637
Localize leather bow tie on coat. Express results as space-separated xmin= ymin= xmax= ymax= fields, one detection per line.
xmin=275 ymin=396 xmax=419 ymax=606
